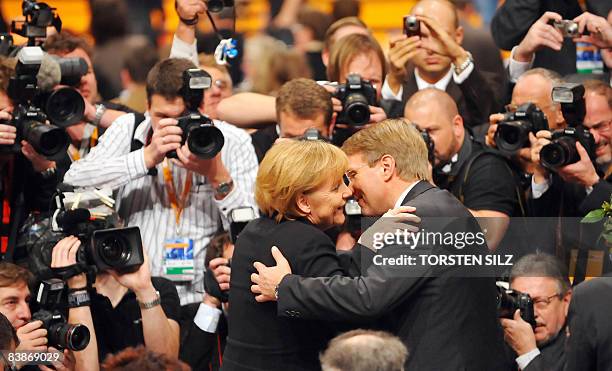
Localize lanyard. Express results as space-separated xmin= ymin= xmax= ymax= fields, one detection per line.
xmin=162 ymin=158 xmax=192 ymax=229
xmin=69 ymin=126 xmax=98 ymax=161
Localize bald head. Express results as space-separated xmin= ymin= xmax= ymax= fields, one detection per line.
xmin=405 ymin=88 xmax=458 ymax=123
xmin=411 ymin=0 xmax=458 ymax=30
xmin=512 ymin=69 xmax=565 ymax=130
xmin=404 ymin=88 xmax=464 ymax=165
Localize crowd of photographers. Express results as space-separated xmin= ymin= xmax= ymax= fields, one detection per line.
xmin=0 ymin=0 xmax=609 ymax=369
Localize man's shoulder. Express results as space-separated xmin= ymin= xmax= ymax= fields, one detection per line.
xmin=214 ymin=119 xmax=252 ymax=143
xmin=406 ymin=185 xmax=472 ymax=218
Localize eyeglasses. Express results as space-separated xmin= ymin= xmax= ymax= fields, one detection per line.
xmin=532 ymin=293 xmax=561 ymax=309
xmin=344 ymin=164 xmax=370 ymax=184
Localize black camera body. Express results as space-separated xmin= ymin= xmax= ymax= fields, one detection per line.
xmin=32 ymin=279 xmax=90 ymax=351
xmin=403 ymin=15 xmax=420 ymax=37
xmin=344 ymin=198 xmax=362 ymax=236
xmin=228 ymin=207 xmax=256 ymax=244
xmin=166 ymin=69 xmax=224 ymax=159
xmin=420 ymin=130 xmax=435 ymax=164
xmin=495 ymin=103 xmax=549 ymax=153
xmin=540 ymin=126 xmax=596 ymax=169
xmin=497 ymin=286 xmax=536 ymax=328
xmin=300 ymin=128 xmax=328 ymax=142
xmin=334 ymin=74 xmax=377 ymax=127
xmin=1 ymin=47 xmax=70 ymax=160
xmin=206 ymin=0 xmax=234 ymax=13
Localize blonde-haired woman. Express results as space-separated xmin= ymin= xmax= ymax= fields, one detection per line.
xmin=222 ymin=140 xmax=351 ymax=371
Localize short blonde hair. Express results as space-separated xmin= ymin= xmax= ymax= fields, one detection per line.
xmin=341 ymin=119 xmax=429 ymax=181
xmin=256 ymin=140 xmax=348 ymax=222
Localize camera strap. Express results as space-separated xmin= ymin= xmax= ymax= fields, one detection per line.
xmin=161 ymin=159 xmax=192 ymax=231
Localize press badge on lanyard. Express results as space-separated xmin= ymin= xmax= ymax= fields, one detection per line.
xmin=161 ymin=159 xmax=195 ymax=282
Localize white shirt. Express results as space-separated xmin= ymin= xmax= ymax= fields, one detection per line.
xmin=516 ymin=348 xmax=541 ymax=370
xmin=381 ymin=62 xmax=475 ymax=102
xmin=394 ymin=181 xmax=422 ymax=209
xmin=64 ymin=114 xmax=259 ymax=304
xmin=508 ymin=46 xmax=535 ymax=83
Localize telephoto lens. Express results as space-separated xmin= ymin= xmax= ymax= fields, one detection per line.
xmin=37 ymin=87 xmax=85 ymax=127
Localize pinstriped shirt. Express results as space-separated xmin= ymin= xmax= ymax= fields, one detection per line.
xmin=64 ymin=113 xmax=259 ymax=304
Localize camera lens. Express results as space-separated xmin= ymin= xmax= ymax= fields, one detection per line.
xmin=206 ymin=0 xmax=224 ymax=12
xmin=540 ymin=137 xmax=578 ymax=169
xmin=187 ymin=124 xmax=225 ymax=159
xmin=44 ymin=87 xmax=85 ymax=127
xmin=22 ymin=121 xmax=70 ymax=160
xmin=344 ymin=93 xmax=370 ymax=126
xmin=99 ymin=236 xmax=131 ymax=267
xmin=495 ymin=121 xmax=530 ymax=152
xmin=49 ymin=322 xmax=90 ymax=351
xmin=496 ymin=288 xmax=517 ymax=319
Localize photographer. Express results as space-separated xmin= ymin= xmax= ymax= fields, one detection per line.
xmin=63 ymin=57 xmax=258 ymax=305
xmin=0 ymin=262 xmax=75 ymax=370
xmin=251 ymin=78 xmax=333 ymax=162
xmin=491 ymin=2 xmax=611 ymax=77
xmin=500 ymin=253 xmax=571 ymax=371
xmin=383 ymin=0 xmax=501 ymax=127
xmin=404 ymin=88 xmax=521 ymax=251
xmin=528 ymin=80 xmax=610 ymax=219
xmin=49 ymin=236 xmax=181 ymax=366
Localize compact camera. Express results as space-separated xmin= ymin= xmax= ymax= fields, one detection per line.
xmin=549 ymin=19 xmax=581 ymax=38
xmin=403 ymin=15 xmax=420 ymax=37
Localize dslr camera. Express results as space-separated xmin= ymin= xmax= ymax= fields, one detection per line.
xmin=32 ymin=279 xmax=90 ymax=351
xmin=334 ymin=74 xmax=377 ymax=127
xmin=1 ymin=47 xmax=70 ymax=160
xmin=403 ymin=15 xmax=420 ymax=37
xmin=497 ymin=285 xmax=536 ymax=328
xmin=420 ymin=130 xmax=435 ymax=164
xmin=494 ymin=103 xmax=549 ymax=153
xmin=540 ymin=82 xmax=596 ymax=169
xmin=167 ymin=68 xmax=225 ymax=160
xmin=540 ymin=127 xmax=596 ymax=169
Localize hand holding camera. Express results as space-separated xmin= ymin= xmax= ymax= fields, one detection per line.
xmin=553 ymin=141 xmax=600 ymax=187
xmin=387 ymin=34 xmax=421 ymax=92
xmin=209 ymin=257 xmax=231 ymax=291
xmin=143 ymin=118 xmax=183 ymax=169
xmin=416 ymin=15 xmax=469 ymax=67
xmin=50 ymin=236 xmax=87 ymax=288
xmin=175 ymin=0 xmax=207 ymax=25
xmin=15 ymin=320 xmax=48 ymax=352
xmin=573 ymin=12 xmax=612 ymax=49
xmin=515 ymin=12 xmax=564 ymax=63
xmin=500 ymin=309 xmax=538 ymax=356
xmin=107 ymin=251 xmax=157 ymax=303
xmin=529 ymin=130 xmax=552 ymax=182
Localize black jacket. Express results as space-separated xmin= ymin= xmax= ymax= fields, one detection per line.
xmin=222 ymin=217 xmax=346 ymax=371
xmin=277 ymin=181 xmax=507 ymax=370
xmin=565 ymin=276 xmax=612 ymax=371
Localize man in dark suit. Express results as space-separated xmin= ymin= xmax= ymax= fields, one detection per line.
xmin=383 ymin=0 xmax=501 ymax=127
xmin=500 ymin=253 xmax=572 ymax=371
xmin=491 ymin=0 xmax=611 ymax=77
xmin=565 ymin=276 xmax=612 ymax=371
xmin=251 ymin=119 xmax=507 ymax=370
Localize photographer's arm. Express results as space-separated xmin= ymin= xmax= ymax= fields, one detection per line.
xmin=170 ymin=0 xmax=207 ymax=67
xmin=216 ymin=93 xmax=277 ymax=128
xmin=50 ymin=237 xmax=99 ymax=371
xmin=110 ymin=254 xmax=180 ymax=357
xmin=64 ymin=114 xmax=150 ymax=189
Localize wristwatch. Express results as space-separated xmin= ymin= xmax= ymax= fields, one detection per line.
xmin=92 ymin=103 xmax=107 ymax=126
xmin=138 ymin=290 xmax=161 ymax=309
xmin=274 ymin=285 xmax=280 ymax=300
xmin=214 ymin=179 xmax=234 ymax=198
xmin=40 ymin=166 xmax=56 ymax=179
xmin=453 ymin=51 xmax=473 ymax=75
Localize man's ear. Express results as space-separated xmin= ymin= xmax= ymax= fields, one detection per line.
xmin=295 ymin=193 xmax=311 ymax=215
xmin=321 ymin=48 xmax=329 ymax=67
xmin=379 ymin=154 xmax=396 ymax=182
xmin=562 ymin=289 xmax=572 ymax=316
xmin=454 ymin=25 xmax=464 ymax=45
xmin=452 ymin=114 xmax=464 ymax=138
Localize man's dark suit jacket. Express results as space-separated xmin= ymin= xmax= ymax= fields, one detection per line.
xmin=503 ymin=327 xmax=567 ymax=371
xmin=491 ymin=0 xmax=611 ymax=77
xmin=222 ymin=217 xmax=346 ymax=371
xmin=386 ymin=67 xmax=502 ymax=128
xmin=277 ymin=181 xmax=507 ymax=370
xmin=565 ymin=276 xmax=612 ymax=371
